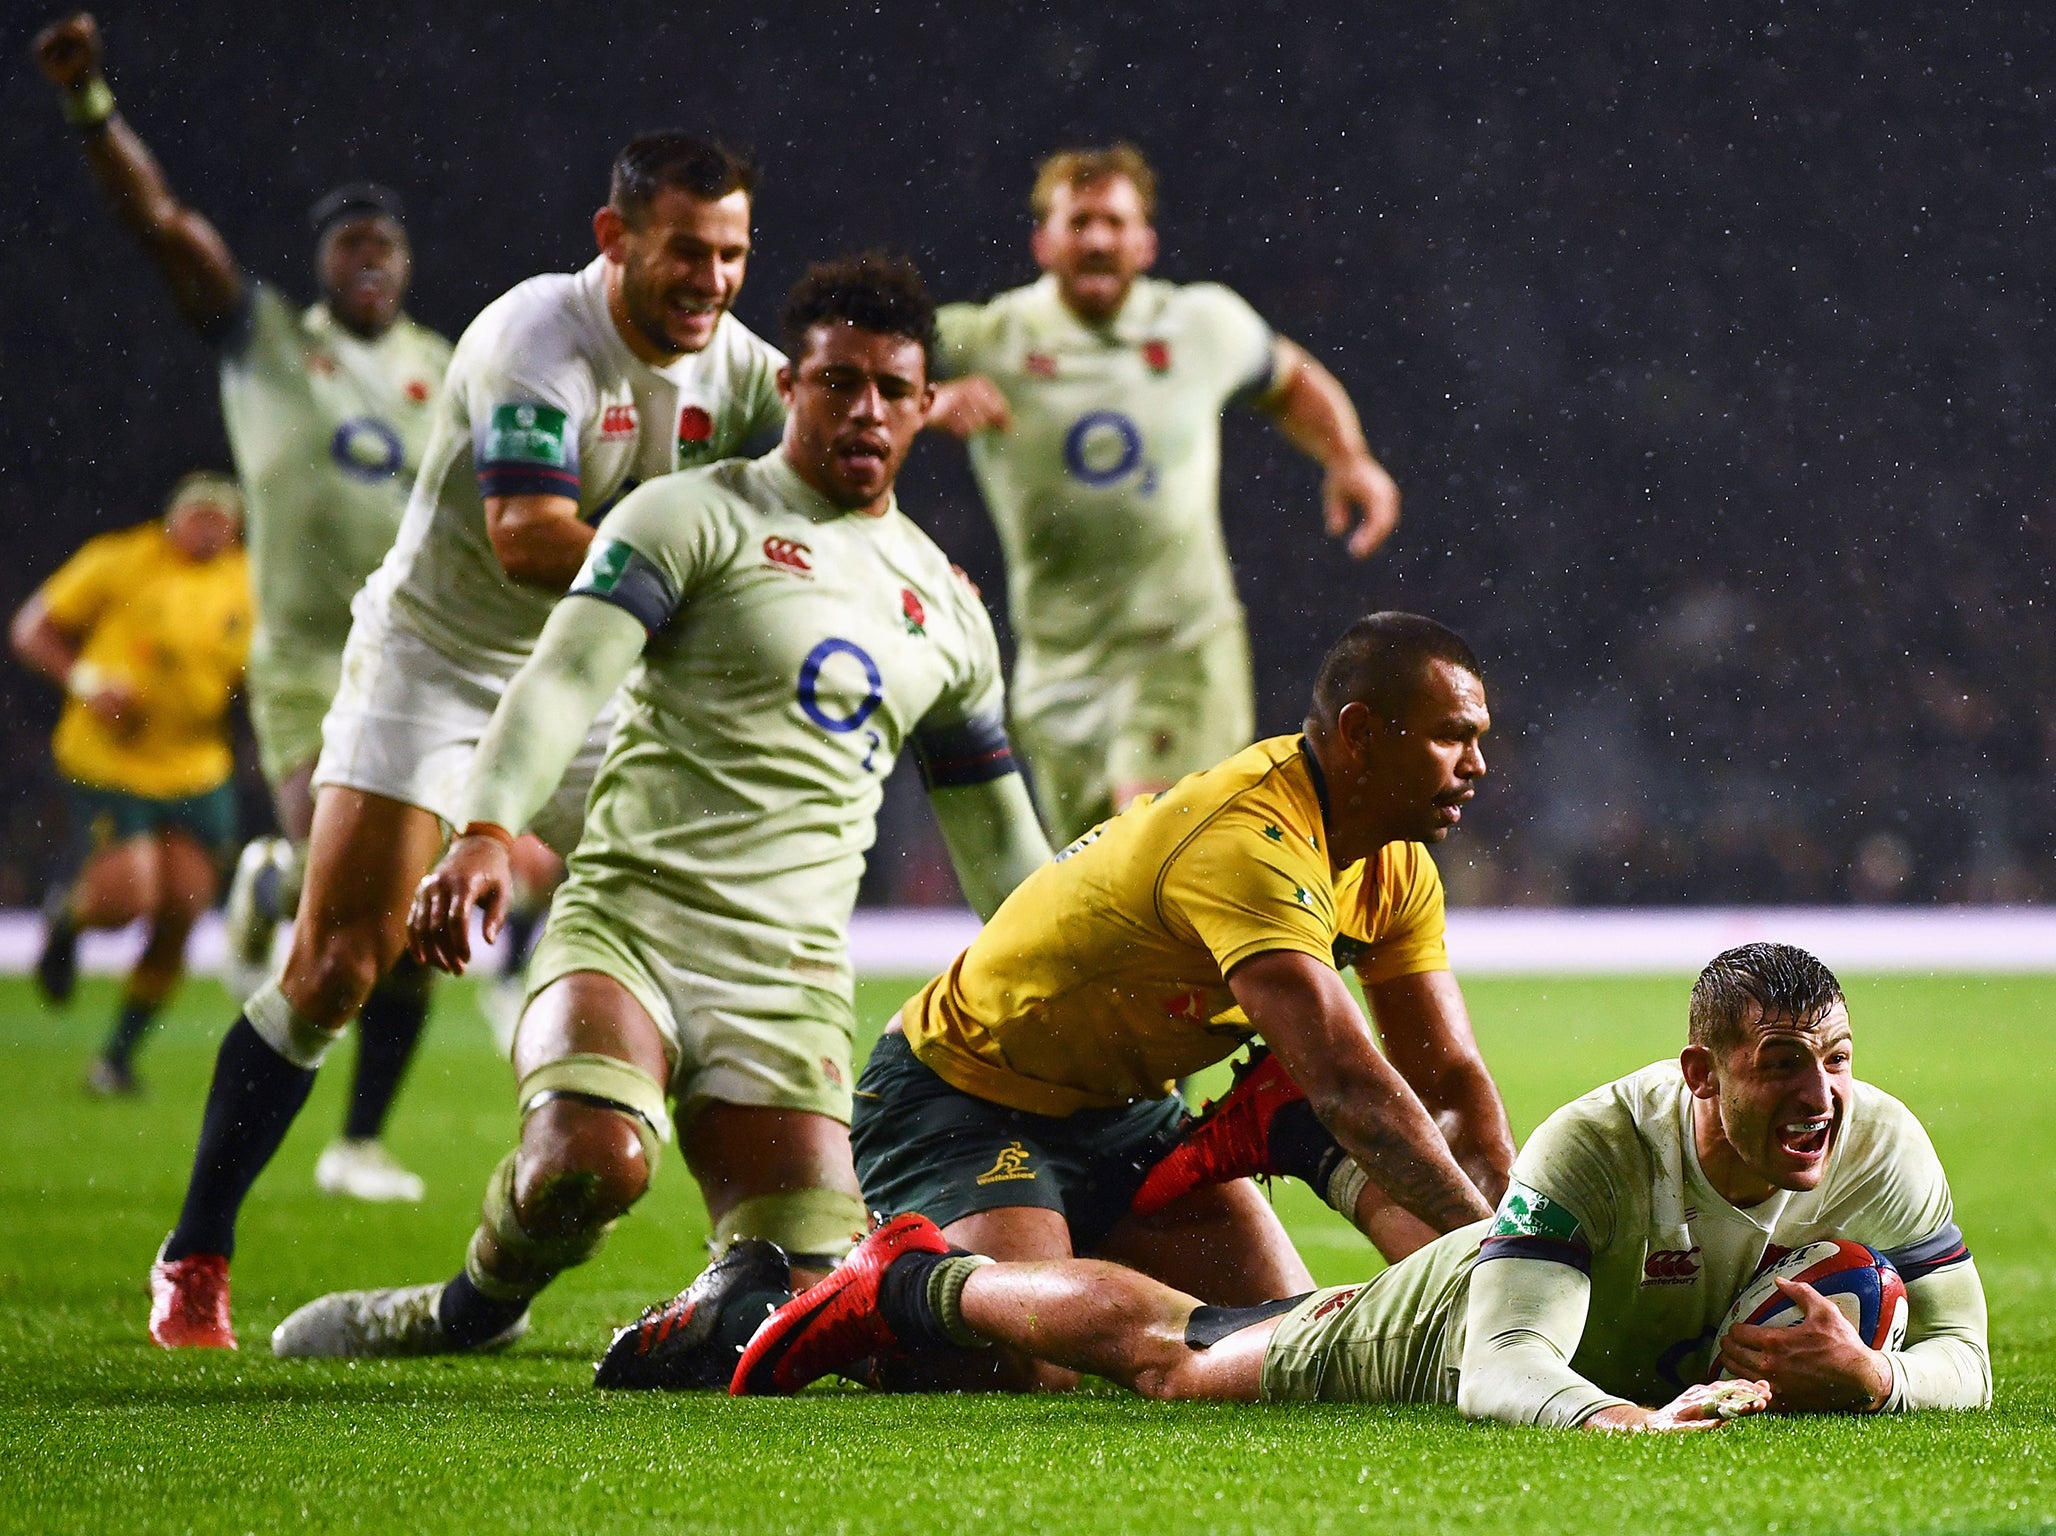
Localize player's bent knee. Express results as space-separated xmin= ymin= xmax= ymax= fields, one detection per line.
xmin=710 ymin=1188 xmax=868 ymax=1271
xmin=516 ymin=1101 xmax=651 ymax=1230
xmin=284 ymin=928 xmax=387 ymax=1023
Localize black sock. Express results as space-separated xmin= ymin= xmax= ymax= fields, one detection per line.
xmin=163 ymin=1018 xmax=318 ymax=1261
xmin=1267 ymin=1100 xmax=1350 ymax=1190
xmin=102 ymin=999 xmax=160 ymax=1070
xmin=342 ymin=960 xmax=430 ymax=1142
xmin=502 ymin=905 xmax=544 ymax=972
xmin=876 ymin=1248 xmax=960 ymax=1350
xmin=437 ymin=1270 xmax=533 ymax=1348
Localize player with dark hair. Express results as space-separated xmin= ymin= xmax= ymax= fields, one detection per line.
xmin=927 ymin=142 xmax=1405 ymax=842
xmin=269 ymin=254 xmax=1052 ymax=1363
xmin=33 ymin=10 xmax=456 ymax=1202
xmin=11 ymin=474 xmax=249 ymax=1094
xmin=143 ymin=129 xmax=787 ymax=1349
xmin=734 ymin=943 xmax=1990 ymax=1427
xmin=615 ymin=612 xmax=1509 ymax=1393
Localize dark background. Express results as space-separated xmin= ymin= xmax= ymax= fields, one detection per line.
xmin=3 ymin=2 xmax=2050 ymax=909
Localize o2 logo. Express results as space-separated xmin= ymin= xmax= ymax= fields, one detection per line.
xmin=1062 ymin=410 xmax=1152 ymax=489
xmin=796 ymin=638 xmax=884 ymax=744
xmin=329 ymin=417 xmax=404 ymax=481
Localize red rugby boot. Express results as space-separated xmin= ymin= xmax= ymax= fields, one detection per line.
xmin=730 ymin=1213 xmax=950 ymax=1396
xmin=149 ymin=1246 xmax=236 ymax=1349
xmin=1130 ymin=1046 xmax=1307 ymax=1217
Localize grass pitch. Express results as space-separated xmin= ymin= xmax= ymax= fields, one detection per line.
xmin=1 ymin=971 xmax=2051 ymax=1534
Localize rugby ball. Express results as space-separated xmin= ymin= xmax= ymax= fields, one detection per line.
xmin=1711 ymin=1239 xmax=1907 ymax=1379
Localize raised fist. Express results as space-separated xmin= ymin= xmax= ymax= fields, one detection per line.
xmin=34 ymin=13 xmax=103 ymax=91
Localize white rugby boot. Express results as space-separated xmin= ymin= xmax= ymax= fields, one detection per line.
xmin=271 ymin=1282 xmax=528 ymax=1358
xmin=222 ymin=837 xmax=292 ymax=1002
xmin=315 ymin=1138 xmax=427 ymax=1203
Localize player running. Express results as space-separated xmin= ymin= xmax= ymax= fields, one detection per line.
xmin=11 ymin=475 xmax=249 ymax=1095
xmin=34 ymin=11 xmax=455 ymax=1201
xmin=268 ymin=254 xmax=1053 ymax=1364
xmin=144 ymin=131 xmax=787 ymax=1349
xmin=735 ymin=943 xmax=1991 ymax=1424
xmin=926 ymin=143 xmax=1404 ymax=842
xmin=622 ymin=614 xmax=1509 ymax=1393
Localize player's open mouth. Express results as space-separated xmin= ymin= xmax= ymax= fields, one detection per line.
xmin=1776 ymin=1117 xmax=1833 ymax=1159
xmin=1433 ymin=791 xmax=1473 ymax=825
xmin=835 ymin=440 xmax=889 ymax=470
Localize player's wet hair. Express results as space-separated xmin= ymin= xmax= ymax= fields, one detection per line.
xmin=1307 ymin=612 xmax=1483 ymax=729
xmin=309 ymin=182 xmax=405 ymax=239
xmin=1689 ymin=943 xmax=1846 ymax=1057
xmin=1032 ymin=143 xmax=1158 ymax=222
xmin=780 ymin=252 xmax=937 ymax=374
xmin=610 ymin=131 xmax=756 ymax=225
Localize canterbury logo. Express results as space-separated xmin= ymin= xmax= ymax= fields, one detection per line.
xmin=1642 ymin=1246 xmax=1702 ymax=1285
xmin=600 ymin=403 xmax=638 ymax=437
xmin=763 ymin=536 xmax=813 ymax=574
xmin=975 ymin=1141 xmax=1037 ymax=1185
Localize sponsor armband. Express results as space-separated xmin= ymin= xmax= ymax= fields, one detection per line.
xmin=911 ymin=711 xmax=1017 ymax=789
xmin=570 ymin=538 xmax=680 ymax=634
xmin=478 ymin=401 xmax=580 ymax=500
xmin=1477 ymin=1180 xmax=1592 ymax=1273
xmin=1883 ymin=1222 xmax=1972 ymax=1284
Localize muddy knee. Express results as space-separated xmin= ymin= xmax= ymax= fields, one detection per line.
xmin=515 ymin=1100 xmax=652 ymax=1236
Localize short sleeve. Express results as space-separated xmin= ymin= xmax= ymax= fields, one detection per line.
xmin=570 ymin=476 xmax=734 ymax=635
xmin=212 ymin=279 xmax=296 ymax=365
xmin=912 ymin=569 xmax=1015 ymax=789
xmin=1479 ymin=1097 xmax=1626 ymax=1269
xmin=1185 ymin=283 xmax=1277 ymax=403
xmin=736 ymin=331 xmax=789 ymax=451
xmin=933 ymin=302 xmax=988 ymax=381
xmin=1347 ymin=843 xmax=1451 ymax=985
xmin=37 ymin=531 xmax=131 ymax=632
xmin=465 ymin=307 xmax=597 ymax=502
xmin=1157 ymin=811 xmax=1338 ymax=978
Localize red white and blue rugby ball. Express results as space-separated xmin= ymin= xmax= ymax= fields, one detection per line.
xmin=1712 ymin=1239 xmax=1907 ymax=1378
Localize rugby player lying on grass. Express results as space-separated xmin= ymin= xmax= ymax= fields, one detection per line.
xmin=729 ymin=943 xmax=1989 ymax=1425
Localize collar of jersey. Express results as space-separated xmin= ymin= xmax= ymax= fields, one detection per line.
xmin=754 ymin=448 xmax=897 ymax=526
xmin=1032 ymin=273 xmax=1164 ymax=345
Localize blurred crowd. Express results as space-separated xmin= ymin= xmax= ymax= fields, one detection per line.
xmin=6 ymin=3 xmax=2047 ymax=908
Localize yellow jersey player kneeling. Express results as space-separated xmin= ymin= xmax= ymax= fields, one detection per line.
xmin=734 ymin=942 xmax=1989 ymax=1426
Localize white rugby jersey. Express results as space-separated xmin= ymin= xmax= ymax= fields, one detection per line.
xmin=1468 ymin=1059 xmax=1982 ymax=1417
xmin=361 ymin=256 xmax=784 ymax=673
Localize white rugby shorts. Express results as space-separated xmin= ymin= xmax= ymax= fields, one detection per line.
xmin=313 ymin=603 xmax=610 ymax=857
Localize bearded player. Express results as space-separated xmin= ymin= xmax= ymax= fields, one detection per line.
xmin=736 ymin=943 xmax=1990 ymax=1425
xmin=145 ymin=131 xmax=788 ymax=1349
xmin=267 ymin=254 xmax=1052 ymax=1362
xmin=927 ymin=144 xmax=1403 ymax=842
xmin=34 ymin=11 xmax=454 ymax=1201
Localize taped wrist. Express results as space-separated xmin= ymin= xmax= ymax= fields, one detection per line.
xmin=63 ymin=76 xmax=115 ymax=130
xmin=245 ymin=979 xmax=345 ymax=1069
xmin=1324 ymin=1159 xmax=1370 ymax=1220
xmin=710 ymin=1189 xmax=869 ymax=1271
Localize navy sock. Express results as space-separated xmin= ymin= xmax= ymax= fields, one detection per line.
xmin=502 ymin=905 xmax=544 ymax=972
xmin=437 ymin=1271 xmax=532 ymax=1349
xmin=715 ymin=1288 xmax=793 ymax=1357
xmin=343 ymin=959 xmax=431 ymax=1142
xmin=876 ymin=1249 xmax=958 ymax=1350
xmin=103 ymin=999 xmax=159 ymax=1069
xmin=1267 ymin=1100 xmax=1350 ymax=1190
xmin=164 ymin=1018 xmax=317 ymax=1261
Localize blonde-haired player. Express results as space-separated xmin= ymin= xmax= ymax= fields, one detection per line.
xmin=927 ymin=143 xmax=1403 ymax=843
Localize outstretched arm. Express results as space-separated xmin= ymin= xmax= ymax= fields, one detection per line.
xmin=1255 ymin=337 xmax=1400 ymax=559
xmin=407 ymin=596 xmax=645 ymax=970
xmin=33 ymin=13 xmax=242 ymax=333
xmin=1231 ymin=949 xmax=1492 ymax=1236
xmin=929 ymin=773 xmax=1052 ymax=921
xmin=1460 ymin=1255 xmax=1769 ymax=1431
xmin=1367 ymin=970 xmax=1517 ymax=1206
